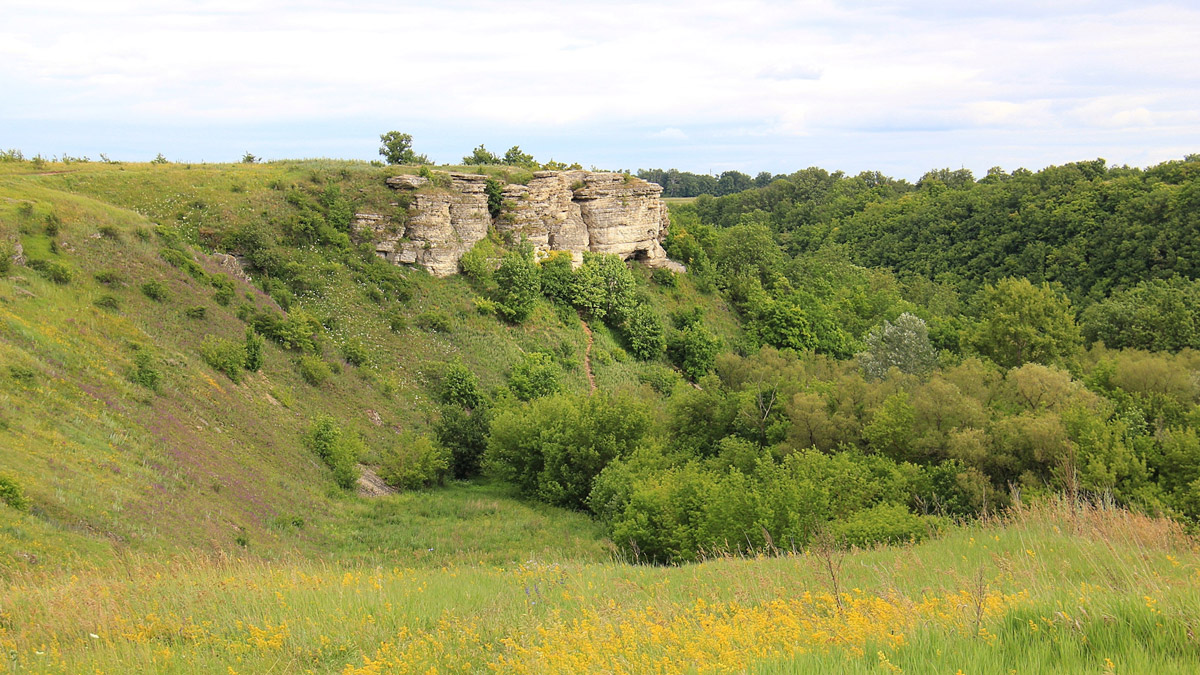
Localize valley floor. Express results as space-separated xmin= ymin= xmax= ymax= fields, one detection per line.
xmin=3 ymin=497 xmax=1198 ymax=674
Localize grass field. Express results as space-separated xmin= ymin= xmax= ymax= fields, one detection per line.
xmin=3 ymin=499 xmax=1197 ymax=673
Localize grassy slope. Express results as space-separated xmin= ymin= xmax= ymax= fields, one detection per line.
xmin=0 ymin=159 xmax=734 ymax=572
xmin=0 ymin=160 xmax=619 ymax=570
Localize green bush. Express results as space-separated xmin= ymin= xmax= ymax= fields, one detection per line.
xmin=251 ymin=309 xmax=321 ymax=352
xmin=379 ymin=433 xmax=450 ymax=490
xmin=29 ymin=259 xmax=72 ymax=284
xmin=667 ymin=323 xmax=721 ymax=381
xmin=508 ymin=352 xmax=561 ymax=401
xmin=304 ymin=417 xmax=361 ymax=489
xmin=539 ymin=251 xmax=576 ymax=304
xmin=651 ymin=267 xmax=678 ymax=287
xmin=415 ymin=310 xmax=451 ymax=333
xmin=493 ymin=244 xmax=541 ymax=323
xmin=160 ymin=248 xmax=206 ymax=280
xmin=341 ymin=338 xmax=369 ymax=367
xmin=387 ymin=312 xmax=407 ymax=333
xmin=486 ymin=391 xmax=651 ymax=509
xmin=184 ymin=306 xmax=207 ymax=319
xmin=437 ymin=362 xmax=483 ymax=409
xmin=637 ymin=365 xmax=682 ymax=395
xmin=298 ymin=354 xmax=332 ymax=386
xmin=435 ymin=405 xmax=491 ymax=479
xmin=8 ymin=365 xmax=36 ymax=385
xmin=94 ymin=294 xmax=120 ymax=311
xmin=211 ymin=275 xmax=236 ymax=306
xmin=0 ymin=474 xmax=30 ymax=511
xmin=829 ymin=503 xmax=932 ymax=548
xmin=0 ymin=241 xmax=11 ymax=275
xmin=243 ymin=327 xmax=265 ymax=372
xmin=141 ymin=280 xmax=168 ymax=301
xmin=621 ymin=304 xmax=666 ymax=360
xmin=132 ymin=350 xmax=161 ymax=392
xmin=200 ymin=336 xmax=246 ymax=382
xmin=94 ymin=269 xmax=124 ymax=285
xmin=459 ymin=238 xmax=498 ymax=285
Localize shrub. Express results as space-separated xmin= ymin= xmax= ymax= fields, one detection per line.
xmin=94 ymin=294 xmax=120 ymax=311
xmin=94 ymin=269 xmax=124 ymax=285
xmin=8 ymin=365 xmax=36 ymax=385
xmin=141 ymin=280 xmax=168 ymax=301
xmin=459 ymin=238 xmax=498 ymax=284
xmin=0 ymin=241 xmax=12 ymax=275
xmin=435 ymin=405 xmax=491 ymax=479
xmin=210 ymin=274 xmax=236 ymax=306
xmin=298 ymin=354 xmax=332 ymax=386
xmin=829 ymin=503 xmax=932 ymax=548
xmin=131 ymin=350 xmax=161 ymax=392
xmin=184 ymin=306 xmax=207 ymax=319
xmin=857 ymin=312 xmax=937 ymax=380
xmin=667 ymin=323 xmax=721 ymax=381
xmin=379 ymin=433 xmax=450 ymax=490
xmin=97 ymin=224 xmax=121 ymax=240
xmin=387 ymin=312 xmax=408 ymax=333
xmin=486 ymin=391 xmax=651 ymax=509
xmin=508 ymin=352 xmax=561 ymax=401
xmin=304 ymin=416 xmax=361 ymax=489
xmin=341 ymin=337 xmax=369 ymax=367
xmin=0 ymin=474 xmax=30 ymax=511
xmin=29 ymin=259 xmax=72 ymax=284
xmin=651 ymin=267 xmax=677 ymax=287
xmin=621 ymin=304 xmax=666 ymax=360
xmin=539 ymin=251 xmax=576 ymax=304
xmin=493 ymin=244 xmax=541 ymax=323
xmin=438 ymin=362 xmax=483 ymax=409
xmin=637 ymin=365 xmax=682 ymax=395
xmin=243 ymin=327 xmax=265 ymax=372
xmin=415 ymin=310 xmax=452 ymax=333
xmin=161 ymin=248 xmax=207 ymax=280
xmin=43 ymin=213 xmax=62 ymax=237
xmin=200 ymin=336 xmax=246 ymax=382
xmin=251 ymin=309 xmax=321 ymax=352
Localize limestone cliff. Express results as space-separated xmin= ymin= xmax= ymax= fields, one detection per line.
xmin=365 ymin=170 xmax=680 ymax=277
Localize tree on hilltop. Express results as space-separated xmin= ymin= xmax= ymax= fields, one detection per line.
xmin=379 ymin=131 xmax=428 ymax=165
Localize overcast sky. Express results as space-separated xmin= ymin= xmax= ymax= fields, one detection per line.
xmin=3 ymin=0 xmax=1198 ymax=179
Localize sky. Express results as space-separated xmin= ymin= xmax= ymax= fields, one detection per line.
xmin=2 ymin=0 xmax=1198 ymax=180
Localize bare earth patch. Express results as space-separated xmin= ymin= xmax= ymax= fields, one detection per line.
xmin=356 ymin=464 xmax=396 ymax=497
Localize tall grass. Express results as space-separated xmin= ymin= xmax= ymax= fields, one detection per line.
xmin=2 ymin=498 xmax=1196 ymax=673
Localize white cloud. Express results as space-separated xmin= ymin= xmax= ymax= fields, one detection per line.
xmin=2 ymin=0 xmax=1198 ymax=175
xmin=650 ymin=128 xmax=689 ymax=141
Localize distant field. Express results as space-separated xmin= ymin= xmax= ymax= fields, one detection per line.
xmin=664 ymin=196 xmax=698 ymax=206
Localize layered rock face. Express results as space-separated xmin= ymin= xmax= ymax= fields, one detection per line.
xmin=376 ymin=173 xmax=492 ymax=277
xmin=367 ymin=170 xmax=679 ymax=277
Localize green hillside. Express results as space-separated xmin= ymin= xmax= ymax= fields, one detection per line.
xmin=0 ymin=158 xmax=733 ymax=568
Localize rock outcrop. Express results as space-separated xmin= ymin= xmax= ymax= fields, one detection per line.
xmin=369 ymin=170 xmax=680 ymax=277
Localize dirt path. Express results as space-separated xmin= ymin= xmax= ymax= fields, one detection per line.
xmin=579 ymin=311 xmax=597 ymax=395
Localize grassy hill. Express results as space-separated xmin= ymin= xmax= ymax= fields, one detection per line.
xmin=2 ymin=157 xmax=1199 ymax=673
xmin=2 ymin=158 xmax=733 ymax=568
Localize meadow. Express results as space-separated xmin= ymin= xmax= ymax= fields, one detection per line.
xmin=3 ymin=498 xmax=1197 ymax=673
